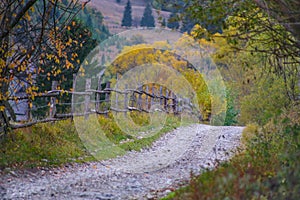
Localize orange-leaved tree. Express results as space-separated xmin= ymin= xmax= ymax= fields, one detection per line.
xmin=0 ymin=0 xmax=89 ymax=131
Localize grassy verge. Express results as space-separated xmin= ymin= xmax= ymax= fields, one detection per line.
xmin=162 ymin=105 xmax=300 ymax=199
xmin=0 ymin=112 xmax=181 ymax=170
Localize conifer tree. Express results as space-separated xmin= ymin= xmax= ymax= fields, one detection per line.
xmin=140 ymin=3 xmax=155 ymax=27
xmin=167 ymin=12 xmax=179 ymax=30
xmin=121 ymin=0 xmax=132 ymax=27
xmin=180 ymin=15 xmax=196 ymax=33
xmin=161 ymin=18 xmax=166 ymax=27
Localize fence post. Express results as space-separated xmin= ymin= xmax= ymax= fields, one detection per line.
xmin=164 ymin=89 xmax=169 ymax=112
xmin=50 ymin=81 xmax=58 ymax=118
xmin=71 ymin=74 xmax=77 ymax=114
xmin=115 ymin=74 xmax=119 ymax=110
xmin=151 ymin=85 xmax=155 ymax=108
xmin=105 ymin=81 xmax=111 ymax=116
xmin=177 ymin=96 xmax=182 ymax=113
xmin=0 ymin=111 xmax=9 ymax=137
xmin=131 ymin=90 xmax=136 ymax=108
xmin=159 ymin=86 xmax=163 ymax=106
xmin=96 ymin=75 xmax=102 ymax=113
xmin=27 ymin=100 xmax=32 ymax=121
xmin=124 ymin=84 xmax=128 ymax=116
xmin=138 ymin=86 xmax=142 ymax=110
xmin=172 ymin=92 xmax=177 ymax=114
xmin=85 ymin=78 xmax=91 ymax=119
xmin=145 ymin=85 xmax=149 ymax=111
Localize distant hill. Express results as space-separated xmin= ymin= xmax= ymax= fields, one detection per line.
xmin=88 ymin=0 xmax=171 ymax=34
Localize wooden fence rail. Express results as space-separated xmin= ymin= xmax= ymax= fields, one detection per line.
xmin=0 ymin=77 xmax=200 ymax=135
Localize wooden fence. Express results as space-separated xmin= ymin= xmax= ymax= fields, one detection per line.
xmin=0 ymin=77 xmax=199 ymax=136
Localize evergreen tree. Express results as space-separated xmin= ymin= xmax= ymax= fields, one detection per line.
xmin=121 ymin=0 xmax=132 ymax=27
xmin=180 ymin=15 xmax=196 ymax=33
xmin=86 ymin=15 xmax=93 ymax=28
xmin=161 ymin=18 xmax=166 ymax=27
xmin=101 ymin=54 xmax=106 ymax=65
xmin=167 ymin=12 xmax=179 ymax=30
xmin=140 ymin=3 xmax=155 ymax=27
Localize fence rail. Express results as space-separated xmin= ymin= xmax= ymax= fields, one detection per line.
xmin=0 ymin=77 xmax=200 ymax=136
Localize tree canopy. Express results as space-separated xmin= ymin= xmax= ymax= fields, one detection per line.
xmin=167 ymin=12 xmax=179 ymax=30
xmin=0 ymin=0 xmax=86 ymax=127
xmin=181 ymin=0 xmax=300 ymax=102
xmin=140 ymin=3 xmax=155 ymax=28
xmin=121 ymin=0 xmax=132 ymax=27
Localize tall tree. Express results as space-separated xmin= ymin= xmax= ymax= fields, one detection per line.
xmin=34 ymin=19 xmax=97 ymax=117
xmin=183 ymin=0 xmax=300 ymax=101
xmin=161 ymin=18 xmax=166 ymax=27
xmin=0 ymin=0 xmax=85 ymax=129
xmin=167 ymin=12 xmax=179 ymax=30
xmin=140 ymin=3 xmax=155 ymax=27
xmin=180 ymin=15 xmax=196 ymax=33
xmin=121 ymin=0 xmax=132 ymax=27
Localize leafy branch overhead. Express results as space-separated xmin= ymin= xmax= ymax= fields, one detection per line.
xmin=180 ymin=0 xmax=300 ymax=101
xmin=0 ymin=0 xmax=92 ymax=128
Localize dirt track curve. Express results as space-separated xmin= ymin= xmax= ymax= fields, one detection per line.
xmin=0 ymin=124 xmax=244 ymax=200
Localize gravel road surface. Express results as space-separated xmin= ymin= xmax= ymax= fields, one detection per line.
xmin=0 ymin=124 xmax=244 ymax=200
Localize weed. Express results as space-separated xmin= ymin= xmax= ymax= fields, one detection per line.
xmin=163 ymin=104 xmax=300 ymax=199
xmin=0 ymin=113 xmax=181 ymax=170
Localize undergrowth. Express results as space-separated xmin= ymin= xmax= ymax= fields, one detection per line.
xmin=0 ymin=112 xmax=181 ymax=170
xmin=162 ymin=104 xmax=300 ymax=200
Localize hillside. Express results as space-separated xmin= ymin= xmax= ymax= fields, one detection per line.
xmin=88 ymin=0 xmax=171 ymax=34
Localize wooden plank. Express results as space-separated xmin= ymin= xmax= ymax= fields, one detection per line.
xmin=124 ymin=84 xmax=128 ymax=116
xmin=85 ymin=78 xmax=91 ymax=119
xmin=50 ymin=81 xmax=58 ymax=118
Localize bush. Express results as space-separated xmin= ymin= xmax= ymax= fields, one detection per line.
xmin=164 ymin=104 xmax=300 ymax=199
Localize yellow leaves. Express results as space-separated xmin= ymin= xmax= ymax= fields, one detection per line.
xmin=0 ymin=106 xmax=5 ymax=112
xmin=66 ymin=38 xmax=73 ymax=46
xmin=71 ymin=52 xmax=78 ymax=58
xmin=46 ymin=53 xmax=54 ymax=60
xmin=65 ymin=59 xmax=73 ymax=69
xmin=78 ymin=67 xmax=85 ymax=77
xmin=56 ymin=69 xmax=62 ymax=74
xmin=24 ymin=12 xmax=31 ymax=21
xmin=32 ymin=86 xmax=39 ymax=91
xmin=54 ymin=57 xmax=60 ymax=64
xmin=152 ymin=41 xmax=171 ymax=50
xmin=30 ymin=6 xmax=35 ymax=12
xmin=17 ymin=64 xmax=27 ymax=72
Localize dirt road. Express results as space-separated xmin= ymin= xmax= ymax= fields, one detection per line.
xmin=0 ymin=124 xmax=244 ymax=199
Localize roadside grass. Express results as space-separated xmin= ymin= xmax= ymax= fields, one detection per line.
xmin=0 ymin=112 xmax=181 ymax=170
xmin=162 ymin=105 xmax=300 ymax=200
xmin=0 ymin=119 xmax=94 ymax=169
